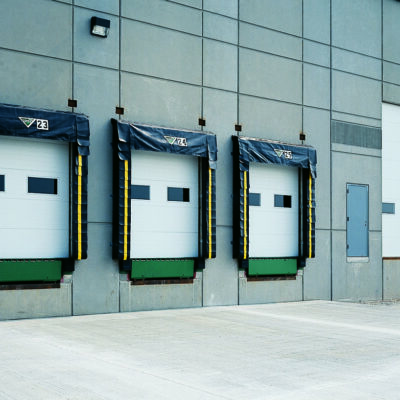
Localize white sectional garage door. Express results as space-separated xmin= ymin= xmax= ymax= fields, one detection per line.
xmin=0 ymin=136 xmax=69 ymax=259
xmin=131 ymin=151 xmax=198 ymax=258
xmin=249 ymin=163 xmax=299 ymax=258
xmin=382 ymin=103 xmax=400 ymax=257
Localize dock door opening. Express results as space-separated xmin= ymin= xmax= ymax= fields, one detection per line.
xmin=233 ymin=136 xmax=316 ymax=276
xmin=0 ymin=103 xmax=90 ymax=283
xmin=112 ymin=120 xmax=217 ymax=280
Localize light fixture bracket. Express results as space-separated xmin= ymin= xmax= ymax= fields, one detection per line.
xmin=91 ymin=16 xmax=110 ymax=38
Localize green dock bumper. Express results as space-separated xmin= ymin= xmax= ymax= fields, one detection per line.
xmin=131 ymin=259 xmax=195 ymax=279
xmin=0 ymin=260 xmax=62 ymax=283
xmin=248 ymin=258 xmax=297 ymax=276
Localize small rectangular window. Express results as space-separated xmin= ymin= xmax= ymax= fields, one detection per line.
xmin=28 ymin=177 xmax=58 ymax=194
xmin=382 ymin=202 xmax=395 ymax=214
xmin=0 ymin=175 xmax=4 ymax=191
xmin=274 ymin=194 xmax=292 ymax=208
xmin=249 ymin=193 xmax=261 ymax=206
xmin=131 ymin=185 xmax=150 ymax=200
xmin=168 ymin=187 xmax=190 ymax=202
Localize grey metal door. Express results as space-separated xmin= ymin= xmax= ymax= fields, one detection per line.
xmin=346 ymin=184 xmax=369 ymax=257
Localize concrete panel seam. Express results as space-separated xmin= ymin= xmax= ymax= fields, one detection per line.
xmin=331 ymin=110 xmax=381 ymax=124
xmin=239 ymin=44 xmax=302 ymax=65
xmin=0 ymin=46 xmax=72 ymax=63
xmin=239 ymin=93 xmax=303 ymax=108
xmin=332 ymin=68 xmax=383 ymax=84
xmin=331 ymin=150 xmax=381 ymax=159
xmin=332 ymin=45 xmax=382 ymax=62
xmin=73 ymin=4 xmax=119 ymax=17
xmin=121 ymin=16 xmax=202 ymax=39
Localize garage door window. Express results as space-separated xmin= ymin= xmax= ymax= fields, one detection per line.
xmin=28 ymin=177 xmax=58 ymax=195
xmin=274 ymin=194 xmax=292 ymax=208
xmin=131 ymin=184 xmax=150 ymax=200
xmin=168 ymin=187 xmax=190 ymax=202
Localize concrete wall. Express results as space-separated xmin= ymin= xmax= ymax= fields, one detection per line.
xmin=1 ymin=0 xmax=400 ymax=319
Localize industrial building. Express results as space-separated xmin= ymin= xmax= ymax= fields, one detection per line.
xmin=0 ymin=0 xmax=399 ymax=319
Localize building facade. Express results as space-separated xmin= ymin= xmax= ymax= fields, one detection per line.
xmin=1 ymin=0 xmax=400 ymax=319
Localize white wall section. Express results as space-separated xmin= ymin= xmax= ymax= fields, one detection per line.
xmin=382 ymin=103 xmax=400 ymax=257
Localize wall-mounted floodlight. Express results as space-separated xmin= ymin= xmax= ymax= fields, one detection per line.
xmin=91 ymin=17 xmax=110 ymax=38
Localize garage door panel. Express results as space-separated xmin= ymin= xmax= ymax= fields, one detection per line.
xmin=250 ymin=234 xmax=298 ymax=258
xmin=0 ymin=137 xmax=68 ymax=171
xmin=132 ymin=151 xmax=198 ymax=182
xmin=131 ymin=151 xmax=199 ymax=258
xmin=0 ymin=137 xmax=69 ymax=259
xmin=132 ymin=205 xmax=198 ymax=233
xmin=132 ymin=232 xmax=198 ymax=259
xmin=249 ymin=163 xmax=299 ymax=258
xmin=0 ymin=228 xmax=69 ymax=259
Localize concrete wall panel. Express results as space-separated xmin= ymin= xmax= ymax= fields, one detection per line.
xmin=204 ymin=13 xmax=237 ymax=44
xmin=332 ymin=71 xmax=381 ymax=119
xmin=332 ymin=49 xmax=381 ymax=80
xmin=203 ymin=88 xmax=237 ymax=226
xmin=303 ymin=41 xmax=330 ymax=68
xmin=204 ymin=40 xmax=237 ymax=92
xmin=73 ymin=224 xmax=119 ymax=315
xmin=171 ymin=0 xmax=202 ymax=9
xmin=304 ymin=230 xmax=331 ymax=300
xmin=240 ymin=23 xmax=302 ymax=60
xmin=332 ymin=231 xmax=382 ymax=301
xmin=122 ymin=21 xmax=202 ymax=85
xmin=122 ymin=0 xmax=201 ymax=35
xmin=74 ymin=8 xmax=119 ymax=69
xmin=383 ymin=83 xmax=400 ymax=106
xmin=304 ymin=64 xmax=330 ymax=110
xmin=331 ymin=112 xmax=381 ymax=128
xmin=332 ymin=0 xmax=381 ymax=58
xmin=383 ymin=260 xmax=400 ymax=300
xmin=0 ymin=0 xmax=72 ymax=59
xmin=303 ymin=108 xmax=331 ymax=230
xmin=204 ymin=0 xmax=238 ymax=18
xmin=239 ymin=96 xmax=302 ymax=142
xmin=0 ymin=283 xmax=71 ymax=320
xmin=0 ymin=49 xmax=71 ymax=111
xmin=239 ymin=273 xmax=303 ymax=305
xmin=304 ymin=0 xmax=330 ymax=44
xmin=120 ymin=274 xmax=202 ymax=312
xmin=121 ymin=73 xmax=201 ymax=130
xmin=240 ymin=49 xmax=302 ymax=104
xmin=74 ymin=64 xmax=119 ymax=223
xmin=383 ymin=62 xmax=400 ymax=86
xmin=76 ymin=0 xmax=119 ymax=15
xmin=331 ymin=151 xmax=382 ymax=232
xmin=383 ymin=0 xmax=400 ymax=64
xmin=239 ymin=0 xmax=302 ymax=37
xmin=203 ymin=227 xmax=239 ymax=306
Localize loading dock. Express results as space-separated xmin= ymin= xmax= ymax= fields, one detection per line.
xmin=112 ymin=120 xmax=217 ymax=280
xmin=0 ymin=103 xmax=90 ymax=283
xmin=233 ymin=136 xmax=316 ymax=276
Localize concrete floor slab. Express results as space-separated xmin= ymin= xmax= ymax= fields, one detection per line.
xmin=1 ymin=301 xmax=400 ymax=399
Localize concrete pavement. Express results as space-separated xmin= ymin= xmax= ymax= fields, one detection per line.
xmin=1 ymin=301 xmax=400 ymax=399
